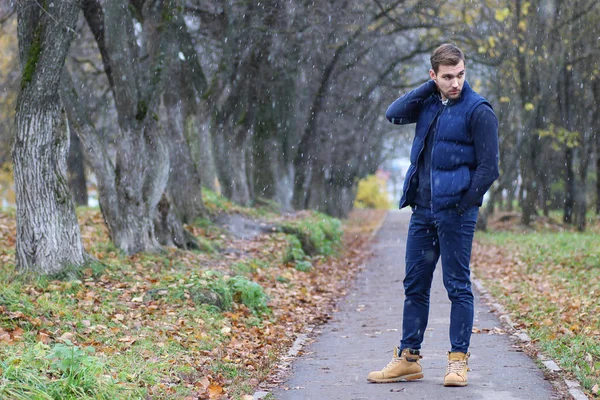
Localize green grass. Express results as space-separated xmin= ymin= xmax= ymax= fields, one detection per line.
xmin=0 ymin=196 xmax=362 ymax=399
xmin=280 ymin=212 xmax=342 ymax=257
xmin=0 ymin=342 xmax=139 ymax=399
xmin=476 ymin=230 xmax=600 ymax=394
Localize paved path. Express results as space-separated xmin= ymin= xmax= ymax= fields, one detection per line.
xmin=271 ymin=210 xmax=560 ymax=400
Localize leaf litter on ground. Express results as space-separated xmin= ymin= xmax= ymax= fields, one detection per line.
xmin=473 ymin=212 xmax=600 ymax=398
xmin=0 ymin=200 xmax=385 ymax=399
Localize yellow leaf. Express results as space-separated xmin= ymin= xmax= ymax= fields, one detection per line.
xmin=524 ymin=103 xmax=534 ymax=111
xmin=208 ymin=384 xmax=224 ymax=396
xmin=494 ymin=7 xmax=510 ymax=22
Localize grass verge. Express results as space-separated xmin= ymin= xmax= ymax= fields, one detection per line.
xmin=0 ymin=193 xmax=384 ymax=399
xmin=473 ymin=230 xmax=600 ymax=397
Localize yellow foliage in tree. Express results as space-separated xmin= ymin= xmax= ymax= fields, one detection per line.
xmin=354 ymin=175 xmax=390 ymax=210
xmin=0 ymin=162 xmax=15 ymax=207
xmin=0 ymin=18 xmax=18 ymax=123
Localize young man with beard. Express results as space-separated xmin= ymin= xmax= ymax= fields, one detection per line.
xmin=367 ymin=44 xmax=499 ymax=387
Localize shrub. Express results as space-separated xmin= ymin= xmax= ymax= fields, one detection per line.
xmin=227 ymin=276 xmax=269 ymax=315
xmin=294 ymin=260 xmax=312 ymax=272
xmin=280 ymin=213 xmax=342 ymax=257
xmin=354 ymin=174 xmax=391 ymax=209
xmin=283 ymin=235 xmax=306 ymax=264
xmin=188 ymin=272 xmax=270 ymax=315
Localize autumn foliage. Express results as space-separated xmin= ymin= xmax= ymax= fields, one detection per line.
xmin=0 ymin=197 xmax=384 ymax=399
xmin=472 ymin=214 xmax=600 ymax=398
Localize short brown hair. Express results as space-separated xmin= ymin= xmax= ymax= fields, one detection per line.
xmin=430 ymin=44 xmax=465 ymax=73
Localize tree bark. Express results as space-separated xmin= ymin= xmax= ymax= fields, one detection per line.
xmin=213 ymin=122 xmax=252 ymax=206
xmin=597 ymin=135 xmax=600 ymax=215
xmin=76 ymin=0 xmax=182 ymax=254
xmin=14 ymin=0 xmax=87 ymax=273
xmin=563 ymin=146 xmax=575 ymax=224
xmin=251 ymin=71 xmax=295 ymax=210
xmin=67 ymin=124 xmax=88 ymax=206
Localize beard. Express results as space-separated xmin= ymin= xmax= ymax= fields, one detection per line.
xmin=442 ymin=87 xmax=461 ymax=99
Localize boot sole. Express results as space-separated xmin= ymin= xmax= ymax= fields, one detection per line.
xmin=367 ymin=373 xmax=424 ymax=383
xmin=444 ymin=382 xmax=468 ymax=387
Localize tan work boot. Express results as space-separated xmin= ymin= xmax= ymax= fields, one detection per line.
xmin=444 ymin=351 xmax=470 ymax=387
xmin=367 ymin=347 xmax=423 ymax=383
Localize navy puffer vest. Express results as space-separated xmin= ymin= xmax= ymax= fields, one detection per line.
xmin=399 ymin=81 xmax=491 ymax=212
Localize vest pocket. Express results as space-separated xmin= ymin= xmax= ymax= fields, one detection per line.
xmin=433 ymin=166 xmax=470 ymax=198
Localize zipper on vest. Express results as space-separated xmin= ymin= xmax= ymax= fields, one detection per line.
xmin=430 ymin=105 xmax=445 ymax=212
xmin=407 ymin=105 xmax=443 ymax=199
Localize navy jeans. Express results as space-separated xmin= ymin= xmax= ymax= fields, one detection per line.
xmin=400 ymin=205 xmax=479 ymax=353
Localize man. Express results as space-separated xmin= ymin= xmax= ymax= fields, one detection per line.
xmin=367 ymin=44 xmax=499 ymax=387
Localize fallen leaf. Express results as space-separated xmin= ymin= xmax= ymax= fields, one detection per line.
xmin=197 ymin=377 xmax=210 ymax=389
xmin=58 ymin=332 xmax=74 ymax=342
xmin=221 ymin=327 xmax=231 ymax=335
xmin=208 ymin=384 xmax=223 ymax=396
xmin=117 ymin=336 xmax=137 ymax=345
xmin=37 ymin=331 xmax=50 ymax=344
xmin=592 ymin=384 xmax=598 ymax=395
xmin=0 ymin=331 xmax=11 ymax=342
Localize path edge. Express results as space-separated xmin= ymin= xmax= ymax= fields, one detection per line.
xmin=471 ymin=276 xmax=589 ymax=400
xmin=252 ymin=211 xmax=389 ymax=399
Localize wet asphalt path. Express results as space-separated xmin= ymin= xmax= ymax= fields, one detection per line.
xmin=271 ymin=209 xmax=560 ymax=400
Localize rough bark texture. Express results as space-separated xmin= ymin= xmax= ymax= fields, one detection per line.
xmin=77 ymin=0 xmax=177 ymax=254
xmin=60 ymin=69 xmax=119 ymax=247
xmin=14 ymin=0 xmax=86 ymax=273
xmin=177 ymin=20 xmax=218 ymax=192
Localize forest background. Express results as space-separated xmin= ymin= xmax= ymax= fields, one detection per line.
xmin=1 ymin=0 xmax=600 ymax=399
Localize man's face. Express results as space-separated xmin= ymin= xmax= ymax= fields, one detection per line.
xmin=429 ymin=61 xmax=465 ymax=101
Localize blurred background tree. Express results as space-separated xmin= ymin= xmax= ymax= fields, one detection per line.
xmin=2 ymin=0 xmax=600 ymax=274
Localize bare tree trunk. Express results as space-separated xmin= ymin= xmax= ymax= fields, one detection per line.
xmin=214 ymin=123 xmax=252 ymax=206
xmin=520 ymin=135 xmax=538 ymax=226
xmin=74 ymin=0 xmax=183 ymax=254
xmin=67 ymin=125 xmax=88 ymax=206
xmin=597 ymin=137 xmax=600 ymax=215
xmin=564 ymin=147 xmax=575 ymax=224
xmin=14 ymin=0 xmax=87 ymax=273
xmin=251 ymin=71 xmax=295 ymax=209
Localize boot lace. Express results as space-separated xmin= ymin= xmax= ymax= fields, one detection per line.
xmin=447 ymin=359 xmax=467 ymax=375
xmin=382 ymin=356 xmax=402 ymax=372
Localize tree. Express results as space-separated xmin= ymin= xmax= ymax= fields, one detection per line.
xmin=14 ymin=0 xmax=87 ymax=273
xmin=61 ymin=0 xmax=206 ymax=254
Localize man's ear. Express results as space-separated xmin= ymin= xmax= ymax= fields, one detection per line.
xmin=429 ymin=69 xmax=437 ymax=82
